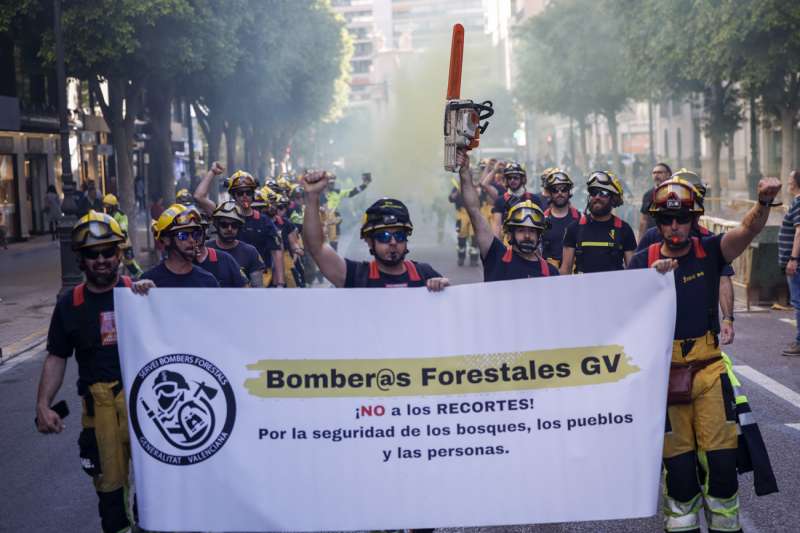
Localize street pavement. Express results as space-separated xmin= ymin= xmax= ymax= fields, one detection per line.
xmin=1 ymin=220 xmax=799 ymax=532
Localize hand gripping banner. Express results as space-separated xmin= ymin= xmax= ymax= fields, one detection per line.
xmin=116 ymin=269 xmax=676 ymax=532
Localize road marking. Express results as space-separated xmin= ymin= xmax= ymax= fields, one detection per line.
xmin=786 ymin=423 xmax=800 ymax=431
xmin=733 ymin=365 xmax=800 ymax=410
xmin=0 ymin=346 xmax=45 ymax=375
xmin=780 ymin=318 xmax=797 ymax=326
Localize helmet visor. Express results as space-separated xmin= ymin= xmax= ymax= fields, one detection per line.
xmin=73 ymin=221 xmax=116 ymax=244
xmin=506 ymin=206 xmax=545 ymax=228
xmin=653 ymin=182 xmax=696 ymax=211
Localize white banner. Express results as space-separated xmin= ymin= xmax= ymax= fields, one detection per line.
xmin=116 ymin=270 xmax=676 ymax=532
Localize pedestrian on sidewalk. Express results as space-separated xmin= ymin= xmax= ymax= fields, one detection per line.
xmin=44 ymin=185 xmax=62 ymax=240
xmin=0 ymin=209 xmax=8 ymax=249
xmin=778 ymin=169 xmax=800 ymax=356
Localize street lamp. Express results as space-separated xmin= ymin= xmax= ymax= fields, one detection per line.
xmin=54 ymin=0 xmax=82 ymax=294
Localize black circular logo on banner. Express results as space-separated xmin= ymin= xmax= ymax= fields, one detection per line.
xmin=129 ymin=354 xmax=236 ymax=465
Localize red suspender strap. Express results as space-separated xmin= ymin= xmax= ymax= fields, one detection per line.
xmin=368 ymin=260 xmax=380 ymax=280
xmin=570 ymin=207 xmax=579 ymax=220
xmin=692 ymin=237 xmax=707 ymax=258
xmin=275 ymin=215 xmax=284 ymax=225
xmin=72 ymin=283 xmax=86 ymax=307
xmin=251 ymin=210 xmax=260 ymax=220
xmin=613 ymin=216 xmax=623 ymax=229
xmin=404 ymin=261 xmax=421 ymax=282
xmin=544 ymin=207 xmax=551 ymax=217
xmin=503 ymin=192 xmax=511 ymax=201
xmin=121 ymin=276 xmax=133 ymax=288
xmin=502 ymin=247 xmax=513 ymax=263
xmin=647 ymin=243 xmax=661 ymax=267
xmin=539 ymin=257 xmax=550 ymax=277
xmin=699 ymin=225 xmax=710 ymax=236
xmin=207 ymin=248 xmax=218 ymax=263
xmin=579 ymin=214 xmax=587 ymax=225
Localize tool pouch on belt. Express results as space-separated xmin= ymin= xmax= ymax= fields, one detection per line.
xmin=668 ymin=356 xmax=723 ymax=405
xmin=78 ymin=427 xmax=102 ymax=477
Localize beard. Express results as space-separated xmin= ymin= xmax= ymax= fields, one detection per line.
xmin=218 ymin=230 xmax=237 ymax=243
xmin=374 ymin=248 xmax=407 ymax=267
xmin=664 ymin=234 xmax=690 ymax=250
xmin=84 ymin=264 xmax=119 ymax=287
xmin=590 ymin=201 xmax=613 ymax=217
xmin=551 ymin=195 xmax=570 ymax=208
xmin=516 ymin=240 xmax=538 ymax=254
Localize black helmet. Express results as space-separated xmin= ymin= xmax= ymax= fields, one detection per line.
xmin=360 ymin=198 xmax=413 ymax=238
xmin=503 ymin=163 xmax=526 ymax=180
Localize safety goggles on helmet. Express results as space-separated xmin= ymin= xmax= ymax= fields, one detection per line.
xmin=544 ymin=170 xmax=573 ymax=191
xmin=503 ymin=163 xmax=526 ymax=179
xmin=212 ymin=201 xmax=245 ymax=224
xmin=503 ymin=200 xmax=549 ymax=231
xmin=589 ymin=188 xmax=613 ymax=198
xmin=372 ymin=229 xmax=409 ymax=243
xmin=152 ymin=204 xmax=202 ymax=239
xmin=71 ymin=211 xmax=126 ymax=250
xmin=649 ymin=178 xmax=703 ymax=215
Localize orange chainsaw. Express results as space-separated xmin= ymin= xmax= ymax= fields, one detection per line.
xmin=443 ymin=23 xmax=494 ymax=172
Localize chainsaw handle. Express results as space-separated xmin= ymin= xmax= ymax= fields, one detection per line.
xmin=476 ymin=100 xmax=494 ymax=133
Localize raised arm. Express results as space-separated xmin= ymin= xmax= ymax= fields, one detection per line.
xmin=456 ymin=150 xmax=494 ymax=257
xmin=720 ymin=178 xmax=781 ymax=263
xmin=193 ymin=161 xmax=224 ymax=215
xmin=302 ymin=172 xmax=347 ymax=287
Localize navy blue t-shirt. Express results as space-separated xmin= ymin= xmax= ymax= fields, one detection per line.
xmin=628 ymin=234 xmax=726 ymax=340
xmin=635 ymin=225 xmax=734 ymax=277
xmin=482 ymin=237 xmax=559 ymax=282
xmin=142 ymin=263 xmax=219 ymax=288
xmin=207 ymin=240 xmax=265 ymax=277
xmin=541 ymin=207 xmax=580 ymax=264
xmin=563 ymin=216 xmax=637 ymax=273
xmin=239 ymin=210 xmax=282 ymax=267
xmin=344 ymin=259 xmax=441 ymax=288
xmin=492 ymin=191 xmax=546 ymax=217
xmin=197 ymin=248 xmax=247 ymax=288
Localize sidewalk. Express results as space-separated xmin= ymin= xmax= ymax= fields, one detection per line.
xmin=0 ymin=235 xmax=61 ymax=362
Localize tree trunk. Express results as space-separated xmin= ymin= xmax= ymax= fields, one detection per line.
xmin=647 ymin=99 xmax=655 ymax=166
xmin=147 ymin=84 xmax=176 ymax=205
xmin=100 ymin=77 xmax=139 ymax=253
xmin=605 ymin=112 xmax=621 ymax=175
xmin=781 ymin=107 xmax=797 ymax=204
xmin=709 ymin=136 xmax=723 ymax=212
xmin=225 ymin=121 xmax=238 ymax=172
xmin=576 ymin=115 xmax=588 ymax=171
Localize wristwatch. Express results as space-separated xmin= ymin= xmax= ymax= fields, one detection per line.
xmin=758 ymin=198 xmax=782 ymax=207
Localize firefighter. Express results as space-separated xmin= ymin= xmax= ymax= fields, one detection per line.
xmin=456 ymin=149 xmax=558 ymax=281
xmin=175 ymin=188 xmax=194 ymax=206
xmin=35 ymin=211 xmax=152 ymax=532
xmin=448 ymin=179 xmax=479 ymax=266
xmin=540 ymin=169 xmax=580 ymax=268
xmin=560 ymin=170 xmax=637 ymax=274
xmin=207 ymin=200 xmax=265 ymax=287
xmin=102 ymin=194 xmax=143 ymax=278
xmin=142 ymin=204 xmax=219 ymax=287
xmin=490 ymin=163 xmax=546 ymax=237
xmin=302 ymin=171 xmax=448 ymax=290
xmin=629 ymin=176 xmax=781 ymax=533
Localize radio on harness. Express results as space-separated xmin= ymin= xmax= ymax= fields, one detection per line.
xmin=443 ymin=23 xmax=494 ymax=172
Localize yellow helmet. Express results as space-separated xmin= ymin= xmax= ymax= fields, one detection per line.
xmin=503 ymin=200 xmax=549 ymax=232
xmin=102 ymin=194 xmax=118 ymax=207
xmin=276 ymin=176 xmax=292 ymax=192
xmin=587 ymin=170 xmax=624 ymax=207
xmin=71 ymin=210 xmax=126 ymax=251
xmin=227 ymin=170 xmax=257 ymax=193
xmin=152 ymin=203 xmax=203 ymax=239
xmin=175 ymin=188 xmax=193 ymax=206
xmin=251 ymin=188 xmax=267 ymax=209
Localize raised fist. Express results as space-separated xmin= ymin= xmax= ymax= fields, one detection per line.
xmin=757 ymin=177 xmax=781 ymax=203
xmin=210 ymin=161 xmax=225 ymax=176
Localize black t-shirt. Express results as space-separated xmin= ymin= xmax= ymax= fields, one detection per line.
xmin=46 ymin=277 xmax=130 ymax=389
xmin=239 ymin=210 xmax=282 ymax=266
xmin=635 ymin=226 xmax=735 ymax=277
xmin=344 ymin=259 xmax=441 ymax=288
xmin=274 ymin=216 xmax=297 ymax=250
xmin=492 ymin=191 xmax=546 ymax=217
xmin=142 ymin=262 xmax=220 ymax=288
xmin=542 ymin=207 xmax=580 ymax=263
xmin=629 ymin=234 xmax=726 ymax=340
xmin=563 ymin=215 xmax=637 ymax=273
xmin=482 ymin=237 xmax=559 ymax=282
xmin=640 ymin=188 xmax=655 ymax=230
xmin=207 ymin=240 xmax=265 ymax=277
xmin=196 ymin=248 xmax=247 ymax=288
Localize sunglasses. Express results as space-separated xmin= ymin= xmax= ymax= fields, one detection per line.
xmin=550 ymin=185 xmax=571 ymax=194
xmin=81 ymin=247 xmax=118 ymax=259
xmin=656 ymin=213 xmax=692 ymax=226
xmin=216 ymin=220 xmax=240 ymax=230
xmin=588 ymin=188 xmax=612 ymax=198
xmin=173 ymin=229 xmax=203 ymax=241
xmin=372 ymin=230 xmax=409 ymax=243
xmin=233 ymin=190 xmax=255 ymax=198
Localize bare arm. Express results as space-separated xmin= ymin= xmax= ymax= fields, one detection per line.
xmin=491 ymin=212 xmax=503 ymax=238
xmin=559 ymin=246 xmax=575 ymax=275
xmin=623 ymin=250 xmax=634 ymax=267
xmin=720 ymin=178 xmax=781 ymax=263
xmin=36 ymin=355 xmax=67 ymax=433
xmin=456 ymin=150 xmax=494 ymax=257
xmin=249 ymin=269 xmax=264 ymax=287
xmin=480 ymin=168 xmax=500 ymax=202
xmin=271 ymin=250 xmax=285 ymax=286
xmin=719 ymin=276 xmax=735 ymax=345
xmin=193 ymin=161 xmax=224 ymax=215
xmin=302 ymin=173 xmax=347 ymax=287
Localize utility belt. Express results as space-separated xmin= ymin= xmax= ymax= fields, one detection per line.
xmin=668 ymin=331 xmax=722 ymax=406
xmin=79 ymin=380 xmax=123 ymax=417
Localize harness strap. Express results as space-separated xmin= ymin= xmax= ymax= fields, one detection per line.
xmin=404 ymin=261 xmax=421 ymax=282
xmin=647 ymin=243 xmax=661 ymax=267
xmin=368 ymin=260 xmax=380 ymax=280
xmin=692 ymin=236 xmax=706 ymax=258
xmin=502 ymin=247 xmax=514 ymax=263
xmin=72 ymin=283 xmax=86 ymax=307
xmin=207 ymin=248 xmax=218 ymax=263
xmin=539 ymin=257 xmax=550 ymax=277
